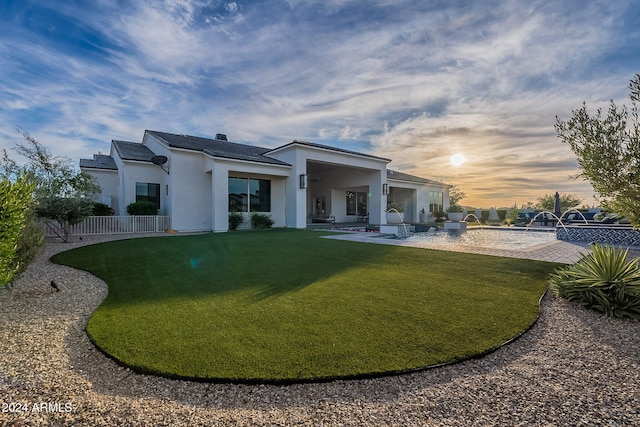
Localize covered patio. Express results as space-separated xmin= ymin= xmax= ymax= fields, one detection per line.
xmin=304 ymin=158 xmax=386 ymax=226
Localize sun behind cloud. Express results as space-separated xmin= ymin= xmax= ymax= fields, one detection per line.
xmin=450 ymin=153 xmax=466 ymax=167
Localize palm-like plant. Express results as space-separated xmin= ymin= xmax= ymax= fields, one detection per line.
xmin=549 ymin=244 xmax=640 ymax=320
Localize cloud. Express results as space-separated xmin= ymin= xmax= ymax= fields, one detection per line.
xmin=1 ymin=0 xmax=638 ymax=207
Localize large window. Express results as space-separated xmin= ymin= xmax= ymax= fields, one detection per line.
xmin=136 ymin=182 xmax=160 ymax=210
xmin=229 ymin=177 xmax=271 ymax=212
xmin=346 ymin=191 xmax=368 ymax=216
xmin=429 ymin=191 xmax=443 ymax=213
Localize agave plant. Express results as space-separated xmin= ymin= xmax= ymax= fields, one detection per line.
xmin=549 ymin=244 xmax=640 ymax=320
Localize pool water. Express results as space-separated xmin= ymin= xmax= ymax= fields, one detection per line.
xmin=405 ymin=228 xmax=556 ymax=250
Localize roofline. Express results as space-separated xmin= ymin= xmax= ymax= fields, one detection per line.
xmin=203 ymin=151 xmax=292 ymax=168
xmin=80 ymin=166 xmax=118 ymax=172
xmin=387 ymin=176 xmax=452 ymax=187
xmin=266 ymin=140 xmax=391 ymax=163
xmin=145 ymin=131 xmax=172 ymax=149
xmin=146 ymin=130 xmax=290 ymax=166
xmin=112 ymin=139 xmax=156 ymax=162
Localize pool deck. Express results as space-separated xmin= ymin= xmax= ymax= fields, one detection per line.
xmin=323 ymin=231 xmax=640 ymax=264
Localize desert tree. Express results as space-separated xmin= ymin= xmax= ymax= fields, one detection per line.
xmin=448 ymin=184 xmax=466 ymax=206
xmin=2 ymin=128 xmax=100 ymax=242
xmin=556 ymin=74 xmax=640 ymax=227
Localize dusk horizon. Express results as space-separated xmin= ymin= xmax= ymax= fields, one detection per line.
xmin=2 ymin=1 xmax=639 ymax=208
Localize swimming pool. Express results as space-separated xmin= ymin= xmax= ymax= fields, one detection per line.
xmin=404 ymin=228 xmax=556 ymax=250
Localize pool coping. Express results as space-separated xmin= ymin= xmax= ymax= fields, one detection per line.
xmin=321 ymin=230 xmax=638 ymax=264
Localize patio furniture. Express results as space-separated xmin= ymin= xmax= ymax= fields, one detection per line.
xmin=311 ymin=214 xmax=335 ymax=224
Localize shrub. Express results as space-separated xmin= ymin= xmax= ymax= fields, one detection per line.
xmin=446 ymin=204 xmax=463 ymax=213
xmin=14 ymin=212 xmax=44 ymax=276
xmin=126 ymin=201 xmax=158 ymax=216
xmin=92 ymin=202 xmax=114 ymax=216
xmin=0 ymin=178 xmax=36 ymax=286
xmin=37 ymin=196 xmax=95 ymax=243
xmin=433 ymin=211 xmax=446 ymax=222
xmin=250 ymin=213 xmax=274 ymax=229
xmin=228 ymin=212 xmax=244 ymax=231
xmin=549 ymin=244 xmax=640 ymax=320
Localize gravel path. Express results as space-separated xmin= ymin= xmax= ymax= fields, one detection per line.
xmin=1 ymin=234 xmax=639 ymax=426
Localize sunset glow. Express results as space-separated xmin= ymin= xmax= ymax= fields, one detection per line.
xmin=450 ymin=154 xmax=466 ymax=167
xmin=1 ymin=1 xmax=634 ymax=207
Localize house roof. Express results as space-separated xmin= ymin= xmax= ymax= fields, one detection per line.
xmin=79 ymin=154 xmax=117 ymax=170
xmin=387 ymin=169 xmax=450 ymax=187
xmin=267 ymin=140 xmax=391 ymax=162
xmin=146 ymin=130 xmax=290 ymax=166
xmin=113 ymin=140 xmax=157 ymax=162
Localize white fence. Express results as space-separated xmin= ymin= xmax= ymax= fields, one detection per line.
xmin=43 ymin=216 xmax=171 ymax=237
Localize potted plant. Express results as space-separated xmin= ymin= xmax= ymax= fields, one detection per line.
xmin=419 ymin=207 xmax=427 ymax=223
xmin=386 ymin=202 xmax=404 ymax=224
xmin=447 ymin=204 xmax=464 ymax=222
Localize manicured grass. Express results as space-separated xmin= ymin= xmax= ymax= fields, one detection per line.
xmin=52 ymin=229 xmax=558 ymax=383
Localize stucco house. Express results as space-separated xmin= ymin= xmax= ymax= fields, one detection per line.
xmin=80 ymin=130 xmax=450 ymax=232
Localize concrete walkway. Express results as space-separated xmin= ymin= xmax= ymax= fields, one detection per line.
xmin=322 ymin=230 xmax=640 ymax=264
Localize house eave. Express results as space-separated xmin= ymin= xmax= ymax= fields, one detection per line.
xmin=266 ymin=141 xmax=391 ymax=163
xmin=388 ymin=177 xmax=451 ymax=187
xmin=204 ymin=151 xmax=292 ymax=169
xmin=80 ymin=166 xmax=118 ymax=172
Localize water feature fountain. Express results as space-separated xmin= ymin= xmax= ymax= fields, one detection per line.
xmin=558 ymin=208 xmax=590 ymax=225
xmin=381 ymin=208 xmax=410 ymax=237
xmin=463 ymin=213 xmax=481 ymax=223
xmin=527 ymin=210 xmax=570 ymax=237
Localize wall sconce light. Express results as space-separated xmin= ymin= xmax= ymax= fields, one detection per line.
xmin=299 ymin=173 xmax=307 ymax=189
xmin=382 ymin=183 xmax=389 ymax=195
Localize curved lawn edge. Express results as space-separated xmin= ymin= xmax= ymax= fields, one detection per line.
xmin=51 ymin=231 xmax=555 ymax=385
xmin=82 ymin=291 xmax=548 ymax=386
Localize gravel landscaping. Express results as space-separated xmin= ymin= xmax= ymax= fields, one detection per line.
xmin=1 ymin=234 xmax=639 ymax=426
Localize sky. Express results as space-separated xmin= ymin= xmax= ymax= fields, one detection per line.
xmin=1 ymin=0 xmax=639 ymax=208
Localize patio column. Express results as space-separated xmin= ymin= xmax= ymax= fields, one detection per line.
xmin=211 ymin=165 xmax=229 ymax=232
xmin=284 ymin=157 xmax=307 ymax=229
xmin=369 ymin=169 xmax=385 ymax=225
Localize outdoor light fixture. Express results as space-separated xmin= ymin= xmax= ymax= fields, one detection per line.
xmin=299 ymin=173 xmax=307 ymax=189
xmin=382 ymin=183 xmax=389 ymax=195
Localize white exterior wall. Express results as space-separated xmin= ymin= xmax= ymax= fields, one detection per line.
xmin=389 ymin=179 xmax=450 ymax=222
xmin=84 ymin=169 xmax=118 ymax=212
xmin=167 ymin=150 xmax=212 ymax=232
xmin=205 ymin=157 xmax=290 ymax=232
xmin=263 ymin=149 xmax=306 ymax=228
xmin=119 ymin=162 xmax=167 ymax=215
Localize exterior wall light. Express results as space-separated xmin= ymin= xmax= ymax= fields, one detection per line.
xmin=299 ymin=173 xmax=307 ymax=189
xmin=382 ymin=183 xmax=389 ymax=195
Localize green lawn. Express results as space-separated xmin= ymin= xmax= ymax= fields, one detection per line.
xmin=51 ymin=229 xmax=558 ymax=383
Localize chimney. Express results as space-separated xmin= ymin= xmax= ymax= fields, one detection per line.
xmin=215 ymin=133 xmax=228 ymax=141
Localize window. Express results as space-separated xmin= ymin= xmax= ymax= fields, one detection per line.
xmin=346 ymin=191 xmax=368 ymax=216
xmin=249 ymin=178 xmax=271 ymax=212
xmin=429 ymin=191 xmax=443 ymax=213
xmin=229 ymin=177 xmax=271 ymax=212
xmin=136 ymin=182 xmax=160 ymax=210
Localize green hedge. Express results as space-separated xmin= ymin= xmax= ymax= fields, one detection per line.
xmin=126 ymin=201 xmax=158 ymax=215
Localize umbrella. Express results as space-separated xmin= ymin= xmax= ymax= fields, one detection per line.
xmin=553 ymin=192 xmax=561 ymax=217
